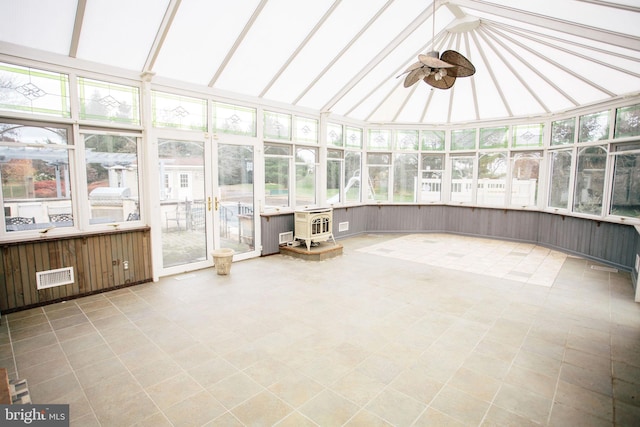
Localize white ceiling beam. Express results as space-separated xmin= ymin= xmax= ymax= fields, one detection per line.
xmin=481 ymin=25 xmax=580 ymax=106
xmin=321 ymin=2 xmax=439 ymax=113
xmin=343 ymin=30 xmax=449 ymax=118
xmin=392 ymin=83 xmax=419 ymax=122
xmin=208 ymin=0 xmax=268 ymax=87
xmin=488 ymin=24 xmax=620 ymax=96
xmin=575 ymin=0 xmax=640 ymax=13
xmin=143 ymin=0 xmax=182 ymax=74
xmin=491 ymin=21 xmax=640 ymax=71
xmin=449 ymin=0 xmax=640 ymax=51
xmin=259 ymin=0 xmax=342 ymax=98
xmin=469 ymin=30 xmax=512 ymax=117
xmin=293 ymin=0 xmax=396 ymax=106
xmin=476 ymin=27 xmax=550 ymax=113
xmin=419 ymin=86 xmax=436 ymax=122
xmin=366 ymin=79 xmax=403 ymax=122
xmin=69 ymin=0 xmax=87 ymax=58
xmin=463 ymin=32 xmax=480 ymax=121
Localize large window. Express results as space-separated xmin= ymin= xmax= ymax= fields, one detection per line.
xmin=327 ymin=149 xmax=342 ymax=204
xmin=344 ymin=151 xmax=361 ymax=203
xmin=450 ymin=156 xmax=474 ymax=203
xmin=393 ymin=153 xmax=418 ymax=202
xmin=295 ymin=147 xmax=317 ymax=207
xmin=511 ymin=152 xmax=541 ymax=207
xmin=477 ymin=152 xmax=507 ymax=206
xmin=84 ymin=133 xmax=140 ymax=224
xmin=0 ymin=121 xmax=143 ymax=234
xmin=420 ymin=154 xmax=443 ymax=202
xmin=264 ymin=143 xmax=291 ymax=208
xmin=367 ymin=153 xmax=390 ymax=202
xmin=573 ymin=146 xmax=607 ymax=215
xmin=0 ymin=122 xmax=73 ymax=231
xmin=548 ymin=149 xmax=573 ymax=210
xmin=610 ymin=143 xmax=640 ymax=217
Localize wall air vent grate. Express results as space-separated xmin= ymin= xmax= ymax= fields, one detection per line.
xmin=279 ymin=231 xmax=294 ymax=245
xmin=36 ymin=267 xmax=74 ymax=290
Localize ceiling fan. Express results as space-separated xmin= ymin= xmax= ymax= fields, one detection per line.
xmin=398 ymin=50 xmax=475 ymax=89
xmin=397 ymin=1 xmax=475 ymax=90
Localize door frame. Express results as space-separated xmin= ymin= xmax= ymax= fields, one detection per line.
xmin=150 ymin=129 xmax=214 ymax=279
xmin=212 ymin=134 xmax=261 ymax=262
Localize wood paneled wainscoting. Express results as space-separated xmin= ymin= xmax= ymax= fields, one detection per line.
xmin=0 ymin=227 xmax=152 ymax=313
xmin=261 ymin=206 xmax=639 ymax=277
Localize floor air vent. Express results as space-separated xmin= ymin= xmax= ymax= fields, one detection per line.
xmin=590 ymin=265 xmax=618 ymax=273
xmin=36 ymin=267 xmax=74 ymax=290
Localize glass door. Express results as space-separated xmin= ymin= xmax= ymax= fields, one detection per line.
xmin=215 ymin=142 xmax=256 ymax=258
xmin=157 ymin=138 xmax=209 ymax=271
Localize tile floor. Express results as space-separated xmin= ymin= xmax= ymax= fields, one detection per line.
xmin=1 ymin=233 xmax=639 ymax=426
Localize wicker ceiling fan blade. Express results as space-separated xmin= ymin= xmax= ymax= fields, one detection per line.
xmin=403 ymin=67 xmax=428 ymax=87
xmin=440 ymin=50 xmax=475 ymax=77
xmin=418 ymin=53 xmax=454 ymax=69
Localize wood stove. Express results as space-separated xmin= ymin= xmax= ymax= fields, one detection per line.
xmin=294 ymin=207 xmax=335 ymax=251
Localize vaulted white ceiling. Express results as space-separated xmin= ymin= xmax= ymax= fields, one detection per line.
xmin=1 ymin=0 xmax=639 ymax=125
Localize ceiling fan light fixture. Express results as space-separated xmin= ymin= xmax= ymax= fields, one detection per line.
xmin=398 ymin=49 xmax=475 ymax=89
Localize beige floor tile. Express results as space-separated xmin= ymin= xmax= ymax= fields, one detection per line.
xmin=15 ymin=343 xmax=66 ymax=371
xmin=92 ymin=390 xmax=158 ymax=426
xmin=454 ymin=351 xmax=511 ymax=380
xmin=429 ymin=385 xmax=491 ymax=426
xmin=504 ymin=365 xmax=558 ymax=400
xmin=512 ymin=348 xmax=562 ymax=379
xmin=474 ymin=338 xmax=519 ymax=363
xmin=614 ymin=399 xmax=640 ymax=426
xmin=613 ymin=360 xmax=640 ymax=383
xmin=388 ymin=365 xmax=444 ymax=404
xmin=18 ymin=356 xmax=72 ymax=386
xmin=298 ymin=354 xmax=353 ymax=386
xmin=164 ymin=390 xmax=226 ymax=427
xmin=65 ymin=342 xmax=116 ymax=371
xmin=448 ymin=367 xmax=502 ymax=402
xmin=12 ymin=331 xmax=58 ymax=355
xmin=344 ymin=409 xmax=394 ymax=426
xmin=207 ymin=372 xmax=264 ymax=409
xmin=132 ymin=411 xmax=174 ymax=427
xmin=492 ymin=383 xmax=552 ymax=424
xmin=202 ymin=412 xmax=244 ymax=427
xmin=560 ymin=362 xmax=613 ymax=397
xmin=413 ymin=407 xmax=467 ymax=426
xmin=299 ymin=389 xmax=359 ymax=426
xmin=9 ymin=321 xmax=53 ymax=341
xmin=554 ymin=380 xmax=613 ymax=422
xmin=273 ymin=411 xmax=318 ymax=427
xmin=244 ymin=357 xmax=295 ymax=388
xmin=548 ymin=401 xmax=611 ymax=427
xmin=146 ymin=372 xmax=204 ymax=410
xmin=187 ymin=356 xmax=239 ymax=388
xmin=231 ymin=390 xmax=293 ymax=426
xmin=269 ymin=371 xmax=325 ymax=408
xmin=331 ymin=370 xmax=385 ymax=407
xmin=481 ymin=405 xmax=542 ymax=427
xmin=365 ymin=387 xmax=427 ymax=426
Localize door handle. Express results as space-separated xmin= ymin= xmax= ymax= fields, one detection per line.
xmin=214 ymin=197 xmax=220 ymax=211
xmin=207 ymin=197 xmax=212 ymax=211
